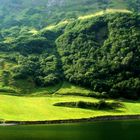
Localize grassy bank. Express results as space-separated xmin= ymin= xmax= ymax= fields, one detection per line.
xmin=0 ymin=94 xmax=140 ymax=121
xmin=1 ymin=115 xmax=140 ymax=125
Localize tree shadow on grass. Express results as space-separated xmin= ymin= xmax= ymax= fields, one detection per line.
xmin=53 ymin=101 xmax=125 ymax=113
xmin=116 ymin=98 xmax=140 ymax=104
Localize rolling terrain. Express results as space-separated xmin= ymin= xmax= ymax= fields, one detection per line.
xmin=1 ymin=10 xmax=140 ymax=99
xmin=0 ymin=0 xmax=140 ymax=121
xmin=1 ymin=9 xmax=140 ymax=95
xmin=0 ymin=94 xmax=140 ymax=121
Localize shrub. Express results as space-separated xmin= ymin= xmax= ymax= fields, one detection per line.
xmin=54 ymin=100 xmax=123 ymax=110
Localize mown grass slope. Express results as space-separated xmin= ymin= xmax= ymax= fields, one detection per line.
xmin=55 ymin=81 xmax=92 ymax=96
xmin=0 ymin=95 xmax=140 ymax=121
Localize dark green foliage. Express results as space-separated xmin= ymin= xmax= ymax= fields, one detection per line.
xmin=0 ymin=87 xmax=16 ymax=93
xmin=11 ymin=54 xmax=62 ymax=87
xmin=54 ymin=100 xmax=123 ymax=110
xmin=1 ymin=11 xmax=140 ymax=99
xmin=1 ymin=70 xmax=10 ymax=86
xmin=14 ymin=37 xmax=50 ymax=55
xmin=56 ymin=13 xmax=140 ymax=99
xmin=97 ymin=100 xmax=108 ymax=110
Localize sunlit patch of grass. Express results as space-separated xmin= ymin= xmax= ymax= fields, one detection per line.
xmin=3 ymin=37 xmax=15 ymax=44
xmin=0 ymin=94 xmax=140 ymax=121
xmin=55 ymin=81 xmax=92 ymax=96
xmin=78 ymin=9 xmax=132 ymax=20
xmin=29 ymin=82 xmax=62 ymax=96
xmin=44 ymin=20 xmax=69 ymax=31
xmin=106 ymin=8 xmax=132 ymax=13
xmin=28 ymin=29 xmax=38 ymax=35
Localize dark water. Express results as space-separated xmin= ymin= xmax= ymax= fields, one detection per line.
xmin=0 ymin=120 xmax=140 ymax=140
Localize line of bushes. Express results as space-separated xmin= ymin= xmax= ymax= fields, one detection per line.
xmin=0 ymin=87 xmax=17 ymax=93
xmin=54 ymin=100 xmax=123 ymax=110
xmin=56 ymin=91 xmax=109 ymax=98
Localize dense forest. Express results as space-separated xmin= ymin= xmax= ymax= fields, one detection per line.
xmin=55 ymin=12 xmax=140 ymax=99
xmin=0 ymin=0 xmax=140 ymax=99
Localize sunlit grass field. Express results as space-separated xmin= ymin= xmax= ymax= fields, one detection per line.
xmin=0 ymin=93 xmax=140 ymax=121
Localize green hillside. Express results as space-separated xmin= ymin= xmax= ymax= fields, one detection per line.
xmin=0 ymin=1 xmax=140 ymax=122
xmin=0 ymin=0 xmax=139 ymax=28
xmin=56 ymin=11 xmax=140 ymax=99
xmin=0 ymin=10 xmax=140 ymax=100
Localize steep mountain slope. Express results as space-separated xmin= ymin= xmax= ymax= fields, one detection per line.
xmin=1 ymin=11 xmax=140 ymax=99
xmin=56 ymin=12 xmax=140 ymax=99
xmin=0 ymin=0 xmax=139 ymax=28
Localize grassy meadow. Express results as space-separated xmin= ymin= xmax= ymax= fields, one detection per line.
xmin=0 ymin=90 xmax=140 ymax=121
